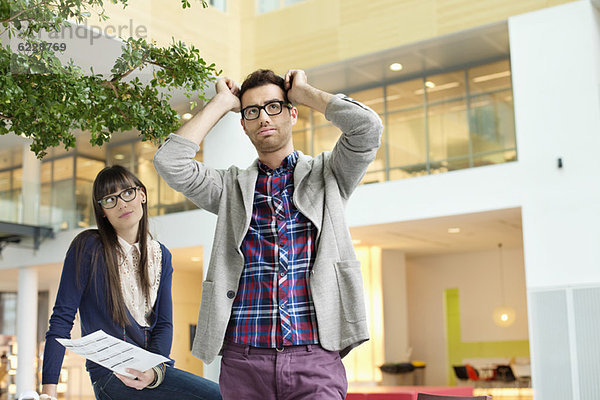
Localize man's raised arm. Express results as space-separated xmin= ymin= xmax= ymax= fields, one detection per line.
xmin=176 ymin=77 xmax=242 ymax=145
xmin=284 ymin=69 xmax=333 ymax=114
xmin=153 ymin=77 xmax=241 ymax=214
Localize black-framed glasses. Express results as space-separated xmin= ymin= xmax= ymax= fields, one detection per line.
xmin=97 ymin=187 xmax=140 ymax=209
xmin=241 ymin=100 xmax=292 ymax=120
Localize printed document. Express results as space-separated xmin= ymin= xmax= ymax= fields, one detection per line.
xmin=56 ymin=330 xmax=169 ymax=379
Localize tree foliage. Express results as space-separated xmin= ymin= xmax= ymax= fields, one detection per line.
xmin=0 ymin=0 xmax=219 ymax=157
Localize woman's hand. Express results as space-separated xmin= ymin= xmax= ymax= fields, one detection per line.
xmin=114 ymin=368 xmax=156 ymax=390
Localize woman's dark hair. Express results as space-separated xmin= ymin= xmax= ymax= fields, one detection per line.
xmin=239 ymin=69 xmax=288 ymax=104
xmin=74 ymin=165 xmax=151 ymax=327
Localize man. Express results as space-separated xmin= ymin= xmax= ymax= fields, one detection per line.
xmin=154 ymin=69 xmax=382 ymax=399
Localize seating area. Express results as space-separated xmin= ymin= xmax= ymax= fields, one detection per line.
xmin=453 ymin=358 xmax=531 ymax=388
xmin=346 ymin=386 xmax=474 ymax=400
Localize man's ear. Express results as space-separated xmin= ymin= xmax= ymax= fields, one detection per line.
xmin=240 ymin=118 xmax=246 ymax=131
xmin=290 ymin=106 xmax=298 ymax=126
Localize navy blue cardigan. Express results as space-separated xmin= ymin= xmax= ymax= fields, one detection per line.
xmin=42 ymin=231 xmax=174 ymax=384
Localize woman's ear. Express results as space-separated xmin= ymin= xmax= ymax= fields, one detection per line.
xmin=140 ymin=188 xmax=147 ymax=204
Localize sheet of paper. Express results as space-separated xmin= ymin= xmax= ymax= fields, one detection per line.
xmin=56 ymin=330 xmax=169 ymax=379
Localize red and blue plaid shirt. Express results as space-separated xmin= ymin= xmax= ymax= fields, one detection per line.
xmin=225 ymin=151 xmax=319 ymax=348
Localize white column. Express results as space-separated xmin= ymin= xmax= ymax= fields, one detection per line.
xmin=16 ymin=266 xmax=39 ymax=395
xmin=382 ymin=250 xmax=410 ymax=363
xmin=21 ymin=143 xmax=41 ymax=226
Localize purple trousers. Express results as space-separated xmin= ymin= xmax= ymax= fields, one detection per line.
xmin=219 ymin=341 xmax=348 ymax=400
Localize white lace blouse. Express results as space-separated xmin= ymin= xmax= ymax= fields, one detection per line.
xmin=117 ymin=235 xmax=162 ymax=327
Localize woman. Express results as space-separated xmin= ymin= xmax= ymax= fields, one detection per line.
xmin=41 ymin=165 xmax=221 ymax=400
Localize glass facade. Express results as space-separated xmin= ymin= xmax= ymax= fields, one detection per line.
xmin=209 ymin=0 xmax=226 ymax=12
xmin=0 ymin=60 xmax=514 ymax=232
xmin=0 ymin=134 xmax=203 ymax=231
xmin=293 ymin=59 xmax=517 ymax=183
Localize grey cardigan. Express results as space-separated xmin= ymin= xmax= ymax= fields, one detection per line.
xmin=154 ymin=94 xmax=383 ymax=363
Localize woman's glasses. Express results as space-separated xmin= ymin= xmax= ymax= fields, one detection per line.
xmin=97 ymin=187 xmax=140 ymax=209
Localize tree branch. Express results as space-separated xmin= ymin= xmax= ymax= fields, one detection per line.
xmin=100 ymin=80 xmax=119 ymax=98
xmin=109 ymin=55 xmax=149 ymax=83
xmin=0 ymin=114 xmax=15 ymax=120
xmin=1 ymin=0 xmax=52 ymax=24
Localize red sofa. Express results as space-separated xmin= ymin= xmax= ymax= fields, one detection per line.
xmin=346 ymin=386 xmax=474 ymax=400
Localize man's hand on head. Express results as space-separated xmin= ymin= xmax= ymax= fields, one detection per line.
xmin=215 ymin=77 xmax=242 ymax=113
xmin=284 ymin=69 xmax=333 ymax=115
xmin=284 ymin=69 xmax=310 ymax=105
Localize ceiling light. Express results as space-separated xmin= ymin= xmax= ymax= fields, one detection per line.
xmin=182 ymin=113 xmax=193 ymax=120
xmin=425 ymin=81 xmax=436 ymax=88
xmin=472 ymin=70 xmax=511 ymax=83
xmin=447 ymin=228 xmax=460 ymax=234
xmin=352 ymin=239 xmax=362 ymax=245
xmin=389 ymin=63 xmax=403 ymax=71
xmin=114 ymin=154 xmax=125 ymax=160
xmin=493 ymin=243 xmax=516 ymax=327
xmin=414 ymin=82 xmax=460 ymax=95
xmin=191 ymin=256 xmax=202 ymax=262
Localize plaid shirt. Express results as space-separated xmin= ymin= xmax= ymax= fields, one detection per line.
xmin=225 ymin=151 xmax=319 ymax=348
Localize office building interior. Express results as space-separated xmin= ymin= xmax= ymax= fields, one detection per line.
xmin=1 ymin=1 xmax=599 ymax=399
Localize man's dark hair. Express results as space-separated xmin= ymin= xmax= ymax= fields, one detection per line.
xmin=239 ymin=69 xmax=288 ymax=104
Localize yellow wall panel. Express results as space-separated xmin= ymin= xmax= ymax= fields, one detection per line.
xmin=435 ymin=0 xmax=576 ymax=35
xmin=92 ymin=0 xmax=242 ymax=79
xmin=171 ymin=269 xmax=204 ymax=376
xmin=98 ymin=0 xmax=577 ymax=82
xmin=243 ymin=0 xmax=577 ymax=73
xmin=338 ymin=0 xmax=437 ymax=61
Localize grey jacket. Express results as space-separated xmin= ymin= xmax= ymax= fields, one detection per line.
xmin=154 ymin=94 xmax=383 ymax=363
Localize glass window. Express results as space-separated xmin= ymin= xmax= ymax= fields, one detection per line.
xmin=294 ymin=105 xmax=311 ymax=131
xmin=258 ymin=0 xmax=304 ymax=13
xmin=424 ymin=71 xmax=466 ymax=103
xmin=388 ymin=108 xmax=426 ymax=172
xmin=76 ymin=157 xmax=104 ymax=181
xmin=387 ymin=79 xmax=424 ymax=112
xmin=257 ymin=0 xmax=279 ymax=14
xmin=108 ymin=143 xmax=134 ymax=170
xmin=350 ymin=87 xmax=385 ymax=114
xmin=0 ymin=146 xmax=22 ymax=170
xmin=159 ymin=178 xmax=187 ymax=207
xmin=137 ymin=158 xmax=159 ymax=210
xmin=40 ymin=161 xmax=52 ymax=184
xmin=75 ymin=179 xmax=94 ymax=228
xmin=12 ymin=168 xmax=22 ymax=190
xmin=209 ymin=0 xmax=226 ymax=11
xmin=39 ymin=183 xmax=52 ymax=226
xmin=0 ymin=171 xmax=10 ymax=192
xmin=313 ymin=125 xmax=341 ymax=156
xmin=428 ymin=100 xmax=469 ymax=163
xmin=0 ymin=191 xmax=18 ymax=223
xmin=469 ymin=60 xmax=512 ymax=94
xmin=470 ymin=90 xmax=515 ymax=155
xmin=292 ymin=130 xmax=310 ymax=156
xmin=53 ymin=157 xmax=74 ymax=182
xmin=51 ymin=180 xmax=75 ymax=231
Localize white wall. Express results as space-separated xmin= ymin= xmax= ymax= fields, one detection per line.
xmin=508 ymin=2 xmax=600 ymax=398
xmin=403 ymin=248 xmax=528 ymax=386
xmin=510 ymin=0 xmax=600 ymax=289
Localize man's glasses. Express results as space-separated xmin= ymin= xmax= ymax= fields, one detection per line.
xmin=241 ymin=100 xmax=291 ymax=121
xmin=97 ymin=187 xmax=140 ymax=209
